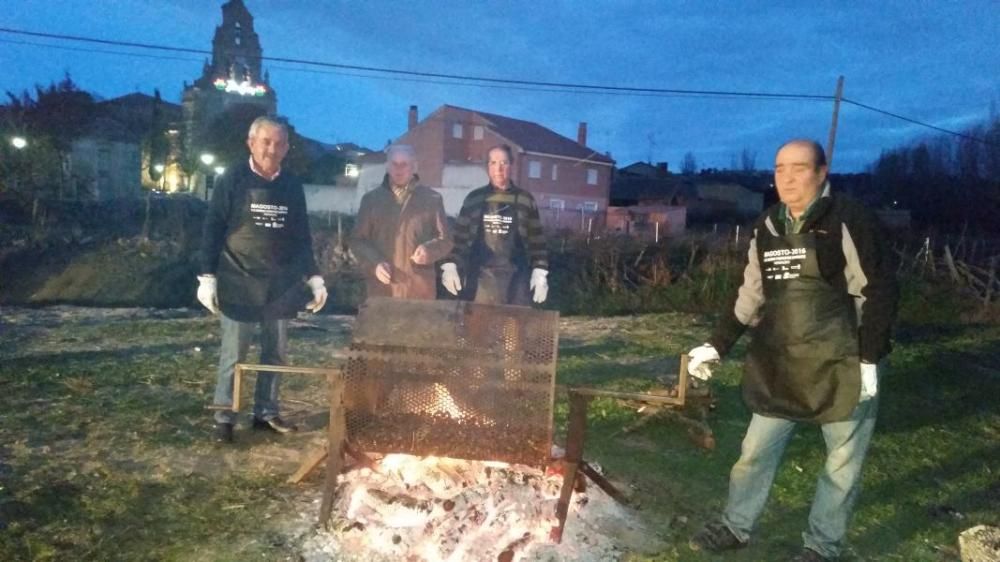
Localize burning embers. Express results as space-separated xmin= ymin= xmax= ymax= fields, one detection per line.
xmin=300 ymin=453 xmax=637 ymax=562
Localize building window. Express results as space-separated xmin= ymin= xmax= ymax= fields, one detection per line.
xmin=473 ymin=125 xmax=484 ymax=140
xmin=587 ymin=168 xmax=598 ymax=185
xmin=528 ymin=160 xmax=542 ymax=179
xmin=551 ymin=164 xmax=558 ymax=181
xmin=452 ymin=123 xmax=463 ymax=138
xmin=580 ymin=201 xmax=599 ymax=212
xmin=549 ymin=199 xmax=565 ymax=210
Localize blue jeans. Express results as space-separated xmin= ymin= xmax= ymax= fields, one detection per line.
xmin=212 ymin=314 xmax=288 ymax=424
xmin=721 ymin=394 xmax=879 ymax=558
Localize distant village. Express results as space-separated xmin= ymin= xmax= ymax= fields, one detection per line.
xmin=1 ymin=0 xmax=918 ymax=236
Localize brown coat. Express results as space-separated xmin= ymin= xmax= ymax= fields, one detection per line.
xmin=351 ymin=177 xmax=453 ymax=300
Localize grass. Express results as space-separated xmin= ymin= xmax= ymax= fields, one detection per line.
xmin=1 ymin=306 xmax=998 ymax=561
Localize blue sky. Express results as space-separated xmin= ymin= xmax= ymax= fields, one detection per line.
xmin=2 ymin=0 xmax=997 ymax=172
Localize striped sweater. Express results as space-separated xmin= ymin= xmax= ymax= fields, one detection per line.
xmin=448 ymin=183 xmax=548 ymax=271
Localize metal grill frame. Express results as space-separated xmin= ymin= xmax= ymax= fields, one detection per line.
xmin=343 ymin=297 xmax=559 ymax=466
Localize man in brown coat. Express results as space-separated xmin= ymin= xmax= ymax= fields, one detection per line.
xmin=351 ymin=144 xmax=453 ymax=300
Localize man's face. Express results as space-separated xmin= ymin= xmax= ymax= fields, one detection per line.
xmin=387 ymin=152 xmax=415 ymax=187
xmin=774 ymin=143 xmax=827 ymax=212
xmin=488 ymin=148 xmax=512 ymax=189
xmin=247 ymin=124 xmax=289 ymax=176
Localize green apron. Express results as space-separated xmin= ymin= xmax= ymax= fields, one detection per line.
xmin=743 ymin=231 xmax=861 ymax=423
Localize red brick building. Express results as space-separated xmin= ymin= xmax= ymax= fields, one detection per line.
xmin=362 ymin=105 xmax=615 ymax=231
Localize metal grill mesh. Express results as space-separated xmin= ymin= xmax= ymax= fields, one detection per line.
xmin=344 ymin=297 xmax=559 ymax=466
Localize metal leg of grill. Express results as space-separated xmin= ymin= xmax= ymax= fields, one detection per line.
xmin=552 ymin=391 xmax=590 ymax=543
xmin=319 ymin=373 xmax=346 ymax=527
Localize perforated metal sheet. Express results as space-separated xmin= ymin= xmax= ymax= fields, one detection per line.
xmin=344 ymin=297 xmax=559 ymax=466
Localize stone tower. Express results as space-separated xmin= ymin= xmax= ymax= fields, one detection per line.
xmin=181 ymin=0 xmax=277 ymax=175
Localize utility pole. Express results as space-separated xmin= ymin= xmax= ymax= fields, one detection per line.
xmin=826 ymin=76 xmax=845 ymax=168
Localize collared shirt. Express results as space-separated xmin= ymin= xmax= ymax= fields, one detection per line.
xmin=782 ymin=181 xmax=830 ymax=234
xmin=248 ymin=156 xmax=281 ymax=181
xmin=390 ymin=178 xmax=415 ymax=205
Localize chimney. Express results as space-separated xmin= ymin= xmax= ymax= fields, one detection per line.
xmin=408 ymin=105 xmax=418 ymax=131
xmin=577 ymin=122 xmax=587 ymax=146
xmin=657 ymin=161 xmax=668 ymax=178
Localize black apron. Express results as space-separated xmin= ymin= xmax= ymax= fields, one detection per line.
xmin=470 ymin=192 xmax=531 ymax=306
xmin=743 ymin=231 xmax=860 ymax=423
xmin=217 ymin=185 xmax=308 ymax=321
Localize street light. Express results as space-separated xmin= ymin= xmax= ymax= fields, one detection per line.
xmin=11 ymin=136 xmax=27 ymax=150
xmin=200 ymin=153 xmax=216 ymax=166
xmin=213 ymin=165 xmax=226 ymax=176
xmin=153 ymin=163 xmax=166 ymax=191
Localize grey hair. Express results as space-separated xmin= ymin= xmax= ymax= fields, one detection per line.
xmin=386 ymin=144 xmax=418 ymax=170
xmin=248 ymin=116 xmax=288 ymax=139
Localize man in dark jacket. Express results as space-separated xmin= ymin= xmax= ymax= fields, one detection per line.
xmin=441 ymin=144 xmax=548 ymax=305
xmin=351 ymin=144 xmax=452 ymax=300
xmin=197 ymin=116 xmax=327 ymax=444
xmin=687 ymin=140 xmax=898 ymax=562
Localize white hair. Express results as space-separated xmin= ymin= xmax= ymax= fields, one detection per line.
xmin=247 ymin=116 xmax=288 ymax=139
xmin=386 ymin=144 xmax=418 ymax=170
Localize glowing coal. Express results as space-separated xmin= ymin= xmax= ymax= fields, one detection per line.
xmin=298 ymin=452 xmax=654 ymax=562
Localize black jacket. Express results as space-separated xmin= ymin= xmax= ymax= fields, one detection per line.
xmin=199 ymin=162 xmax=319 ymax=321
xmin=710 ymin=190 xmax=898 ymax=364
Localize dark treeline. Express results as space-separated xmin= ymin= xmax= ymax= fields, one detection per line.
xmin=868 ymin=109 xmax=1000 ymax=234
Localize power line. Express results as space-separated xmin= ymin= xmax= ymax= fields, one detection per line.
xmin=1 ymin=26 xmax=997 ymax=147
xmin=0 ymin=27 xmax=830 ymax=101
xmin=842 ymin=98 xmax=996 ymax=146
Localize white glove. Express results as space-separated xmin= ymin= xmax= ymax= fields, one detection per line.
xmin=687 ymin=343 xmax=720 ymax=381
xmin=529 ymin=268 xmax=548 ymax=304
xmin=441 ymin=263 xmax=462 ymax=296
xmin=375 ymin=262 xmax=392 ymax=285
xmin=860 ymin=362 xmax=879 ymax=401
xmin=305 ymin=275 xmax=328 ymax=313
xmin=196 ymin=274 xmax=219 ymax=314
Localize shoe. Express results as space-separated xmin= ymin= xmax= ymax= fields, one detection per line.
xmin=790 ymin=548 xmax=832 ymax=562
xmin=689 ymin=521 xmax=748 ymax=552
xmin=214 ymin=422 xmax=234 ymax=443
xmin=252 ymin=416 xmax=297 ymax=434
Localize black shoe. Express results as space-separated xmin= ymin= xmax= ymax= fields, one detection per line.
xmin=790 ymin=548 xmax=832 ymax=562
xmin=252 ymin=416 xmax=297 ymax=434
xmin=689 ymin=521 xmax=748 ymax=552
xmin=214 ymin=422 xmax=234 ymax=443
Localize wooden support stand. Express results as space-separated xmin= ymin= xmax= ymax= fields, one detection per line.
xmin=551 ymin=354 xmax=708 ymax=542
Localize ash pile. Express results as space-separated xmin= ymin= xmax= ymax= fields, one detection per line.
xmin=299 ymin=453 xmax=657 ymax=562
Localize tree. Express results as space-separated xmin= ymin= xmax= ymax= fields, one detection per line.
xmin=681 ymin=152 xmax=697 ymax=175
xmin=143 ymin=89 xmax=170 ymax=188
xmin=2 ymin=73 xmax=95 ymax=197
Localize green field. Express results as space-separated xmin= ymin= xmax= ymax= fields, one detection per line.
xmin=1 ymin=304 xmax=997 ymax=561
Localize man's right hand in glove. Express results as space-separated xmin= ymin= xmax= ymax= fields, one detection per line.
xmin=441 ymin=263 xmax=462 ymax=296
xmin=196 ymin=274 xmax=219 ymax=314
xmin=687 ymin=343 xmax=720 ymax=381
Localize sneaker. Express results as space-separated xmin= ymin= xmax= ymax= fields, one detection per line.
xmin=214 ymin=422 xmax=234 ymax=443
xmin=252 ymin=416 xmax=298 ymax=434
xmin=689 ymin=521 xmax=748 ymax=552
xmin=790 ymin=548 xmax=831 ymax=562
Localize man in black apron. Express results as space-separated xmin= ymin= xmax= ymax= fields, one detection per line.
xmin=441 ymin=144 xmax=548 ymax=306
xmin=687 ymin=140 xmax=898 ymax=561
xmin=197 ymin=116 xmax=328 ymax=444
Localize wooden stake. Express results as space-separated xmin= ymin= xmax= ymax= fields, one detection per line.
xmin=552 ymin=392 xmax=590 ymax=543
xmin=319 ymin=373 xmax=346 ymax=526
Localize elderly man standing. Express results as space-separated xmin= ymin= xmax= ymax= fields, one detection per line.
xmin=441 ymin=144 xmax=548 ymax=305
xmin=687 ymin=140 xmax=898 ymax=562
xmin=351 ymin=144 xmax=452 ymax=300
xmin=197 ymin=116 xmax=327 ymax=444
